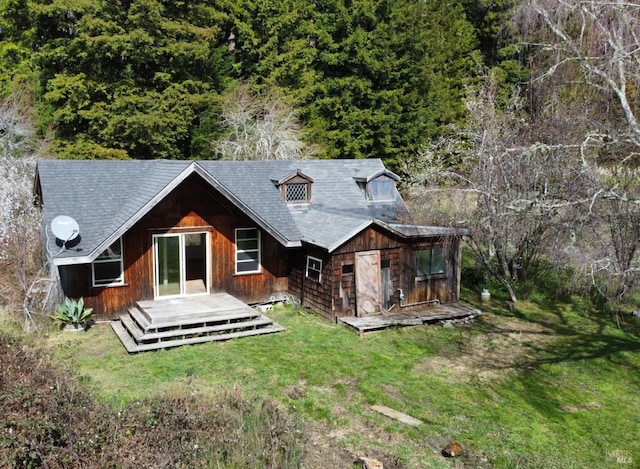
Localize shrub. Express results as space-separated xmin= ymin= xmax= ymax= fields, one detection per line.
xmin=50 ymin=297 xmax=93 ymax=330
xmin=0 ymin=333 xmax=304 ymax=468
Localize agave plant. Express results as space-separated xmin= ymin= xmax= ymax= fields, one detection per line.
xmin=50 ymin=297 xmax=93 ymax=330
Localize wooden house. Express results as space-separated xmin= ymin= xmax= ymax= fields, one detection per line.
xmin=35 ymin=159 xmax=470 ymax=329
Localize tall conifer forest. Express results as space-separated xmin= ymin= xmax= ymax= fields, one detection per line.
xmin=0 ymin=0 xmax=520 ymax=169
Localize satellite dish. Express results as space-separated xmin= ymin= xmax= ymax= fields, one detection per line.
xmin=51 ymin=215 xmax=80 ymax=242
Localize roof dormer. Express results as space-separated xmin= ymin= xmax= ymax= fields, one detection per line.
xmin=273 ymin=169 xmax=314 ymax=204
xmin=354 ymin=169 xmax=399 ymax=202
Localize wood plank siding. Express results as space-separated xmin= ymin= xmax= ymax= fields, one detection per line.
xmin=59 ymin=175 xmax=290 ymax=318
xmin=400 ymin=238 xmax=462 ymax=306
xmin=288 ymin=225 xmax=464 ymax=322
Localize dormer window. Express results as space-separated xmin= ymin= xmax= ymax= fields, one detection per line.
xmin=274 ymin=169 xmax=314 ymax=204
xmin=367 ymin=175 xmax=396 ymax=201
xmin=354 ymin=169 xmax=400 ymax=202
xmin=285 ymin=182 xmax=308 ymax=202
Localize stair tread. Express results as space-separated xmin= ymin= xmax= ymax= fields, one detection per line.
xmin=113 ymin=321 xmax=285 ymax=353
xmin=119 ymin=313 xmax=144 ymax=340
xmin=140 ymin=316 xmax=275 ymax=341
xmin=144 ymin=309 xmax=262 ymax=331
xmin=144 ymin=305 xmax=257 ymax=318
xmin=128 ymin=306 xmax=151 ymax=329
xmin=111 ymin=320 xmax=140 ymax=353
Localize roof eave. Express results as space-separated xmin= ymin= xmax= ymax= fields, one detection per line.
xmin=353 ymin=169 xmax=400 ymax=183
xmin=375 ymin=220 xmax=472 ymax=238
xmin=325 ymin=219 xmax=375 ymax=253
xmin=272 ymin=169 xmax=315 ymax=185
xmin=53 ymin=255 xmax=93 ymax=266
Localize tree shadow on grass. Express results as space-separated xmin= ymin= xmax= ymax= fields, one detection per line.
xmin=472 ymin=296 xmax=640 ymax=427
xmin=473 ymin=292 xmax=640 ymax=370
xmin=513 ymin=300 xmax=638 ymax=370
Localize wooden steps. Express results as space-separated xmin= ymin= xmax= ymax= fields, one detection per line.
xmin=111 ymin=294 xmax=285 ymax=353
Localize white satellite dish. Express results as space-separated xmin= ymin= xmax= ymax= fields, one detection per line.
xmin=51 ymin=215 xmax=80 ymax=242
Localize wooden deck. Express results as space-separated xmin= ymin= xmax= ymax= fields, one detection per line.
xmin=338 ymin=302 xmax=481 ymax=335
xmin=111 ymin=293 xmax=285 ymax=353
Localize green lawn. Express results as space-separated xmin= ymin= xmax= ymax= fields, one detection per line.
xmin=45 ymin=297 xmax=640 ymax=468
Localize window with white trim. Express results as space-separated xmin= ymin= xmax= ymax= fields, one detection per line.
xmin=306 ymin=256 xmax=322 ymax=282
xmin=92 ymin=238 xmax=124 ymax=286
xmin=235 ymin=228 xmax=261 ymax=274
xmin=416 ymin=246 xmax=445 ymax=277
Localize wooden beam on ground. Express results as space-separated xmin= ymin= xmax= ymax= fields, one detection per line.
xmin=371 ymin=405 xmax=422 ymax=426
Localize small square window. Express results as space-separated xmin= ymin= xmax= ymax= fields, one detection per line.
xmin=285 ymin=183 xmax=308 ymax=203
xmin=342 ymin=264 xmax=354 ymax=274
xmin=306 ymin=256 xmax=322 ymax=281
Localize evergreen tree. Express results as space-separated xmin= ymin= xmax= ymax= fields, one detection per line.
xmin=24 ymin=0 xmax=230 ymax=158
xmin=224 ymin=0 xmax=480 ymax=169
xmin=2 ymin=0 xmax=482 ymax=164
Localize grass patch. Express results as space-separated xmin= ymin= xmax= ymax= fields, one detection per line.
xmin=4 ymin=296 xmax=640 ymax=468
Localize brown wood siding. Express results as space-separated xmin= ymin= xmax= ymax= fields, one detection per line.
xmin=398 ymin=237 xmax=462 ymax=310
xmin=328 ymin=226 xmax=463 ymax=318
xmin=59 ymin=174 xmax=290 ymax=318
xmin=287 ymin=249 xmax=304 ymax=299
xmin=332 ymin=226 xmax=403 ymax=255
xmin=296 ymin=247 xmax=333 ymax=321
xmin=381 ymin=248 xmax=401 ymax=307
xmin=332 ymin=252 xmax=356 ymax=317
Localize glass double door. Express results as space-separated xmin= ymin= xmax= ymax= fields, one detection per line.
xmin=153 ymin=232 xmax=209 ymax=298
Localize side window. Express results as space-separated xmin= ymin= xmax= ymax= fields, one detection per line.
xmin=416 ymin=246 xmax=445 ymax=277
xmin=306 ymin=256 xmax=322 ymax=282
xmin=235 ymin=228 xmax=261 ymax=274
xmin=92 ymin=238 xmax=124 ymax=287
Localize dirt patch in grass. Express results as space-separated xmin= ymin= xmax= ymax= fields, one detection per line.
xmin=381 ymin=383 xmax=405 ymax=402
xmin=284 ymin=377 xmax=407 ymax=468
xmin=413 ymin=314 xmax=556 ymax=382
xmin=561 ymin=401 xmax=602 ymax=412
xmin=301 ymin=420 xmax=405 ymax=469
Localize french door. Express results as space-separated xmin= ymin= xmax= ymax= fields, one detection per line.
xmin=153 ymin=232 xmax=209 ymax=298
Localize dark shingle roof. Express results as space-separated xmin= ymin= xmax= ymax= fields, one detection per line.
xmin=38 ymin=160 xmax=195 ymax=264
xmin=36 ymin=158 xmax=453 ymax=265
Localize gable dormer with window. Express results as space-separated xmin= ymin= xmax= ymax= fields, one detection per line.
xmin=355 ymin=169 xmax=400 ymax=202
xmin=274 ymin=170 xmax=314 ymax=204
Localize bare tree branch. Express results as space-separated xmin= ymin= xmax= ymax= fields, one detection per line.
xmin=522 ymin=0 xmax=640 ymax=143
xmin=215 ymin=85 xmax=315 ymax=161
xmin=0 ymin=91 xmax=47 ymax=325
